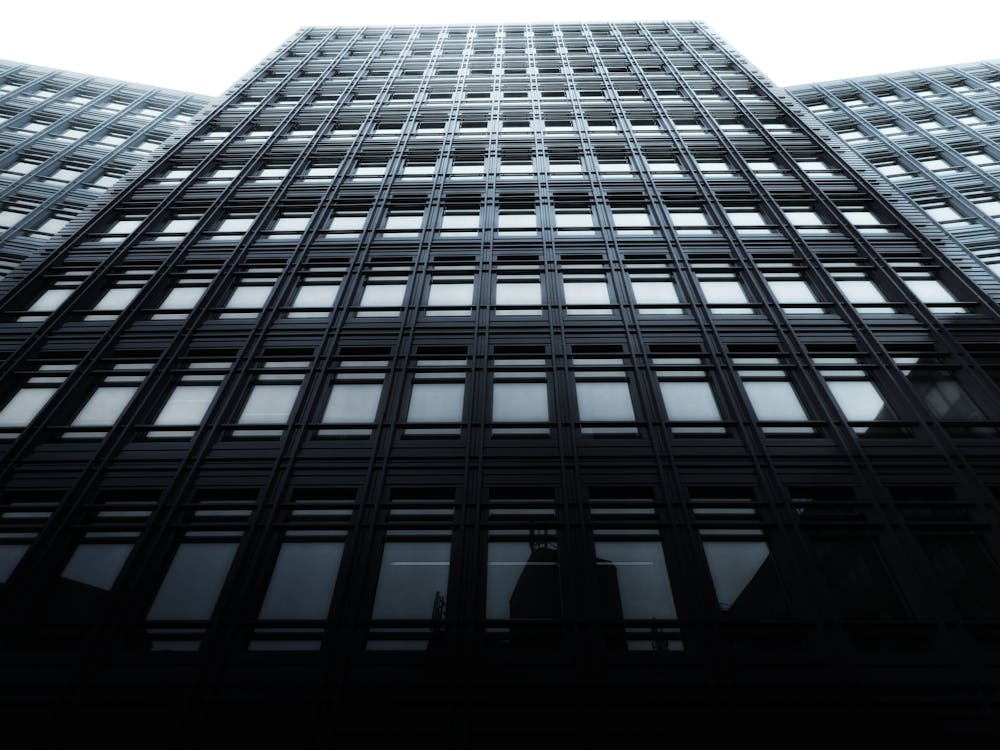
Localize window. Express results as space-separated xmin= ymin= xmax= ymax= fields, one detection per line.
xmin=762 ymin=270 xmax=822 ymax=313
xmin=221 ymin=277 xmax=276 ymax=318
xmin=358 ymin=276 xmax=408 ymax=317
xmin=574 ymin=359 xmax=636 ymax=434
xmin=405 ymin=359 xmax=467 ymax=435
xmin=726 ymin=209 xmax=773 ymax=235
xmin=372 ymin=540 xmax=451 ymax=619
xmin=148 ymin=362 xmax=227 ymax=438
xmin=288 ymin=276 xmax=341 ymax=318
xmin=737 ymin=358 xmax=812 ymax=434
xmin=68 ymin=363 xmax=151 ymax=437
xmin=656 ymin=357 xmax=724 ymax=434
xmin=627 ymin=264 xmax=681 ymax=314
xmin=562 ymin=272 xmax=611 ymax=314
xmin=235 ymin=361 xmax=307 ymax=437
xmin=62 ymin=542 xmax=133 ymax=590
xmin=320 ymin=358 xmax=386 ymax=437
xmin=0 ymin=363 xmax=75 ymax=436
xmin=259 ymin=542 xmax=344 ymax=619
xmin=154 ymin=275 xmax=213 ymax=320
xmin=696 ymin=271 xmax=752 ymax=314
xmin=426 ymin=277 xmax=474 ymax=316
xmin=492 ymin=357 xmax=549 ymax=435
xmin=495 ymin=272 xmax=542 ymax=315
xmin=594 ymin=540 xmax=676 ymax=619
xmin=147 ymin=542 xmax=238 ymax=620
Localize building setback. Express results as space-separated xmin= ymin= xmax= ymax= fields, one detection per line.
xmin=0 ymin=23 xmax=999 ymax=741
xmin=0 ymin=59 xmax=214 ymax=295
xmin=789 ymin=60 xmax=1000 ymax=301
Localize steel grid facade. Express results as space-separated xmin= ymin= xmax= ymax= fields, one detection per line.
xmin=789 ymin=61 xmax=1000 ymax=302
xmin=0 ymin=23 xmax=999 ymax=740
xmin=0 ymin=59 xmax=214 ymax=295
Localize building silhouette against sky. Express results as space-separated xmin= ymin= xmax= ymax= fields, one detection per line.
xmin=0 ymin=22 xmax=999 ymax=742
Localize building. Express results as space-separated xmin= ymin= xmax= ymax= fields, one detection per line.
xmin=789 ymin=61 xmax=1000 ymax=300
xmin=0 ymin=23 xmax=999 ymax=742
xmin=0 ymin=59 xmax=213 ymax=294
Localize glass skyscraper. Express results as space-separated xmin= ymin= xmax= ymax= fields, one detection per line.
xmin=0 ymin=23 xmax=998 ymax=742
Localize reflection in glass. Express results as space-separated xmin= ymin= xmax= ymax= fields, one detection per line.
xmin=487 ymin=536 xmax=560 ymax=620
xmin=702 ymin=541 xmax=770 ymax=610
xmin=595 ymin=541 xmax=676 ymax=619
xmin=372 ymin=541 xmax=450 ymax=619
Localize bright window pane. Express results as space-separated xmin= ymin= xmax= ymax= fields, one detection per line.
xmin=238 ymin=384 xmax=299 ymax=424
xmin=660 ymin=381 xmax=721 ymax=421
xmin=407 ymin=383 xmax=464 ymax=423
xmin=493 ymin=382 xmax=548 ymax=422
xmin=160 ymin=286 xmax=207 ymax=310
xmin=0 ymin=388 xmax=57 ymax=427
xmin=744 ymin=381 xmax=808 ymax=421
xmin=702 ymin=541 xmax=770 ymax=611
xmin=72 ymin=386 xmax=138 ymax=427
xmin=827 ymin=380 xmax=889 ymax=421
xmin=154 ymin=385 xmax=219 ymax=426
xmin=576 ymin=381 xmax=634 ymax=422
xmin=323 ymin=383 xmax=382 ymax=423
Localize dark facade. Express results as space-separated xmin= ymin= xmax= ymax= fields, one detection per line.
xmin=0 ymin=59 xmax=213 ymax=294
xmin=789 ymin=61 xmax=1000 ymax=300
xmin=1 ymin=23 xmax=1000 ymax=742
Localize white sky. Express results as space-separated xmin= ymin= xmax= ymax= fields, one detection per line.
xmin=3 ymin=0 xmax=999 ymax=97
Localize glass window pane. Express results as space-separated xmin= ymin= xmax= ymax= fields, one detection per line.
xmin=827 ymin=380 xmax=889 ymax=421
xmin=702 ymin=541 xmax=771 ymax=611
xmin=160 ymin=286 xmax=207 ymax=310
xmin=699 ymin=280 xmax=748 ymax=305
xmin=72 ymin=386 xmax=138 ymax=427
xmin=291 ymin=284 xmax=339 ymax=309
xmin=0 ymin=545 xmax=29 ymax=583
xmin=226 ymin=285 xmax=272 ymax=309
xmin=493 ymin=382 xmax=548 ymax=422
xmin=487 ymin=540 xmax=560 ymax=619
xmin=576 ymin=381 xmax=634 ymax=422
xmin=835 ymin=279 xmax=886 ymax=304
xmin=94 ymin=287 xmax=140 ymax=311
xmin=595 ymin=541 xmax=676 ymax=619
xmin=630 ymin=279 xmax=679 ymax=306
xmin=61 ymin=543 xmax=133 ymax=590
xmin=153 ymin=384 xmax=219 ymax=426
xmin=372 ymin=542 xmax=451 ymax=619
xmin=903 ymin=279 xmax=956 ymax=304
xmin=743 ymin=381 xmax=809 ymax=421
xmin=496 ymin=280 xmax=541 ymax=307
xmin=768 ymin=280 xmax=817 ymax=304
xmin=407 ymin=383 xmax=464 ymax=423
xmin=563 ymin=280 xmax=610 ymax=307
xmin=427 ymin=282 xmax=474 ymax=311
xmin=359 ymin=282 xmax=406 ymax=312
xmin=323 ymin=383 xmax=382 ymax=423
xmin=659 ymin=381 xmax=721 ymax=421
xmin=0 ymin=388 xmax=57 ymax=427
xmin=29 ymin=289 xmax=73 ymax=312
xmin=147 ymin=542 xmax=238 ymax=620
xmin=238 ymin=384 xmax=299 ymax=424
xmin=259 ymin=542 xmax=344 ymax=619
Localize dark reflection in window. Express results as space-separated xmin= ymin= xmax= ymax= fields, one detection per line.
xmin=486 ymin=532 xmax=560 ymax=620
xmin=259 ymin=541 xmax=343 ymax=619
xmin=920 ymin=537 xmax=1000 ymax=619
xmin=702 ymin=540 xmax=784 ymax=615
xmin=595 ymin=541 xmax=676 ymax=619
xmin=372 ymin=541 xmax=450 ymax=619
xmin=147 ymin=542 xmax=237 ymax=620
xmin=0 ymin=545 xmax=29 ymax=583
xmin=61 ymin=543 xmax=133 ymax=590
xmin=808 ymin=537 xmax=908 ymax=620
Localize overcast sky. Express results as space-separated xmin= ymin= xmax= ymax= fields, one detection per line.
xmin=3 ymin=1 xmax=998 ymax=97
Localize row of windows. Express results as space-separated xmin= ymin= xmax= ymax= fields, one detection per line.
xmin=0 ymin=353 xmax=991 ymax=441
xmin=4 ymin=484 xmax=999 ymax=650
xmin=21 ymin=260 xmax=968 ymax=324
